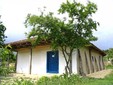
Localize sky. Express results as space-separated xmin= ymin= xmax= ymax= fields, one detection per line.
xmin=0 ymin=0 xmax=113 ymax=50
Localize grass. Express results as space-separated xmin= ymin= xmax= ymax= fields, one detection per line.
xmin=1 ymin=64 xmax=113 ymax=85
xmin=106 ymin=64 xmax=113 ymax=69
xmin=0 ymin=71 xmax=113 ymax=85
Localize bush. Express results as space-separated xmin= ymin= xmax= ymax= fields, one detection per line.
xmin=0 ymin=62 xmax=15 ymax=76
xmin=13 ymin=78 xmax=34 ymax=85
xmin=36 ymin=76 xmax=50 ymax=85
xmin=0 ymin=62 xmax=15 ymax=77
xmin=0 ymin=66 xmax=10 ymax=76
xmin=36 ymin=74 xmax=82 ymax=85
xmin=9 ymin=63 xmax=15 ymax=73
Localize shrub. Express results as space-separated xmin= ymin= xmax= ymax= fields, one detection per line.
xmin=36 ymin=76 xmax=50 ymax=85
xmin=0 ymin=62 xmax=15 ymax=76
xmin=36 ymin=74 xmax=82 ymax=85
xmin=0 ymin=66 xmax=10 ymax=76
xmin=9 ymin=63 xmax=15 ymax=73
xmin=13 ymin=78 xmax=34 ymax=85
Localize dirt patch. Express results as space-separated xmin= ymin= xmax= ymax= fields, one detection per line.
xmin=87 ymin=69 xmax=112 ymax=78
xmin=6 ymin=73 xmax=39 ymax=79
xmin=0 ymin=73 xmax=39 ymax=84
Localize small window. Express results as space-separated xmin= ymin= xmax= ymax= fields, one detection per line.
xmin=92 ymin=56 xmax=94 ymax=62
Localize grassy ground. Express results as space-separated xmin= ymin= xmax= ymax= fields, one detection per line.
xmin=0 ymin=68 xmax=113 ymax=85
xmin=0 ymin=71 xmax=113 ymax=85
xmin=106 ymin=64 xmax=113 ymax=69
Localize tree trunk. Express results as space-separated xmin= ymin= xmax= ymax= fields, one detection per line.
xmin=61 ymin=46 xmax=73 ymax=75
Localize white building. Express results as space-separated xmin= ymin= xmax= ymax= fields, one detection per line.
xmin=9 ymin=39 xmax=105 ymax=76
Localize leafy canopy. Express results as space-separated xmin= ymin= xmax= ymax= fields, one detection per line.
xmin=25 ymin=1 xmax=98 ymax=50
xmin=25 ymin=0 xmax=99 ymax=74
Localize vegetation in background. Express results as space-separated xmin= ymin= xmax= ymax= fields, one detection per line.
xmin=0 ymin=45 xmax=15 ymax=76
xmin=104 ymin=48 xmax=113 ymax=66
xmin=105 ymin=48 xmax=113 ymax=60
xmin=25 ymin=0 xmax=99 ymax=75
xmin=106 ymin=65 xmax=113 ymax=69
xmin=0 ymin=17 xmax=15 ymax=76
xmin=0 ymin=16 xmax=6 ymax=46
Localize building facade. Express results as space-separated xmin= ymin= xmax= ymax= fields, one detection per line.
xmin=9 ymin=39 xmax=105 ymax=76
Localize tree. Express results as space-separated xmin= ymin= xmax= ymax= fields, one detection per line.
xmin=0 ymin=16 xmax=15 ymax=76
xmin=0 ymin=45 xmax=14 ymax=76
xmin=105 ymin=48 xmax=113 ymax=60
xmin=104 ymin=48 xmax=113 ymax=65
xmin=0 ymin=16 xmax=6 ymax=46
xmin=25 ymin=1 xmax=99 ymax=75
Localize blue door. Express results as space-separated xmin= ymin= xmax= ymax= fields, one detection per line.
xmin=47 ymin=51 xmax=59 ymax=73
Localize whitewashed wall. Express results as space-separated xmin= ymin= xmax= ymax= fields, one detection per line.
xmin=16 ymin=45 xmax=78 ymax=75
xmin=59 ymin=50 xmax=66 ymax=74
xmin=31 ymin=45 xmax=69 ymax=75
xmin=72 ymin=49 xmax=78 ymax=73
xmin=59 ymin=48 xmax=78 ymax=74
xmin=31 ymin=46 xmax=49 ymax=75
xmin=16 ymin=48 xmax=30 ymax=74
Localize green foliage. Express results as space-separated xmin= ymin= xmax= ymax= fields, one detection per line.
xmin=0 ymin=17 xmax=6 ymax=46
xmin=0 ymin=45 xmax=15 ymax=76
xmin=36 ymin=76 xmax=50 ymax=85
xmin=35 ymin=72 xmax=113 ymax=85
xmin=103 ymin=49 xmax=109 ymax=54
xmin=36 ymin=74 xmax=96 ymax=85
xmin=106 ymin=65 xmax=113 ymax=69
xmin=12 ymin=78 xmax=34 ymax=85
xmin=0 ymin=16 xmax=15 ymax=76
xmin=105 ymin=48 xmax=113 ymax=60
xmin=25 ymin=1 xmax=98 ymax=48
xmin=9 ymin=63 xmax=15 ymax=73
xmin=0 ymin=66 xmax=10 ymax=76
xmin=25 ymin=0 xmax=99 ymax=75
xmin=0 ymin=45 xmax=12 ymax=60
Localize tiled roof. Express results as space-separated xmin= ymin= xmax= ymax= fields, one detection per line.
xmin=7 ymin=39 xmax=106 ymax=56
xmin=7 ymin=39 xmax=49 ymax=49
